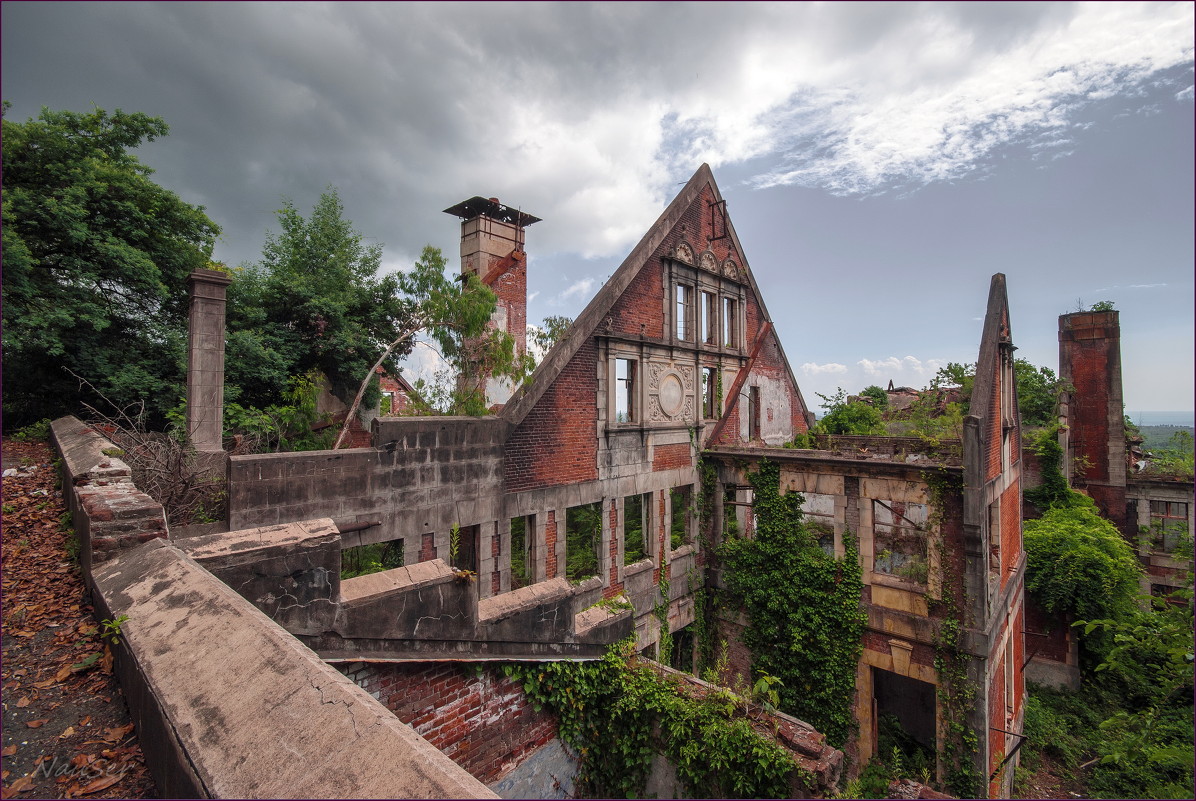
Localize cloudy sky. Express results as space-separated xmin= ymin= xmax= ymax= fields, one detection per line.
xmin=4 ymin=2 xmax=1193 ymax=414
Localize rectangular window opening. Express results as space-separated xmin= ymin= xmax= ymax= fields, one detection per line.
xmin=702 ymin=367 xmax=718 ymax=420
xmin=722 ymin=297 xmax=738 ymax=348
xmin=615 ymin=358 xmax=636 ymax=423
xmin=623 ymin=494 xmax=648 ymax=565
xmin=510 ymin=515 xmax=532 ymax=589
xmin=1150 ymin=500 xmax=1189 ymax=553
xmin=565 ymin=502 xmax=602 ymax=582
xmin=701 ymin=290 xmax=717 ymax=345
xmin=670 ymin=485 xmax=693 ymax=550
xmin=341 ymin=538 xmax=405 ymax=580
xmin=804 ymin=492 xmax=836 ymax=556
xmin=676 ymin=284 xmax=693 ymax=341
xmin=748 ymin=385 xmax=761 ymax=440
xmin=873 ymin=500 xmax=929 ymax=585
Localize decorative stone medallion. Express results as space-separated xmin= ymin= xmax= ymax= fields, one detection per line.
xmin=673 ymin=242 xmax=694 ymax=265
xmin=723 ymin=259 xmax=739 ymax=278
xmin=699 ymin=250 xmax=718 ymax=273
xmin=658 ymin=372 xmax=685 ymax=417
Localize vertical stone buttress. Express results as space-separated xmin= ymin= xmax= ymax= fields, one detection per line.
xmin=186 ymin=269 xmax=232 ymax=456
xmin=1059 ymin=310 xmax=1127 ymax=531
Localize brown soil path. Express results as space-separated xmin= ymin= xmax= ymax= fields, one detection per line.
xmin=1 ymin=439 xmax=156 ymax=799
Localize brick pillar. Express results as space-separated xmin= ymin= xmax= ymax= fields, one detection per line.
xmin=186 ymin=269 xmax=232 ymax=456
xmin=1059 ymin=310 xmax=1126 ymax=531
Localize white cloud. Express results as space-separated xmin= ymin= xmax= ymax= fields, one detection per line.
xmin=1176 ymin=85 xmax=1195 ymax=101
xmin=560 ymin=277 xmax=596 ymax=302
xmin=801 ymin=362 xmax=848 ymax=375
xmin=858 ymin=355 xmax=947 ymax=378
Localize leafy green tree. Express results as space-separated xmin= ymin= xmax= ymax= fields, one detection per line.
xmin=813 ymin=388 xmax=883 ymax=435
xmin=928 ymin=359 xmax=1060 ymax=425
xmin=1 ymin=103 xmax=220 ymax=426
xmin=393 ymin=246 xmax=533 ymax=416
xmin=1023 ymin=493 xmax=1142 ymax=626
xmin=529 ymin=314 xmax=573 ymax=360
xmin=225 ymin=189 xmax=413 ymax=414
xmin=859 ymin=385 xmax=888 ymax=410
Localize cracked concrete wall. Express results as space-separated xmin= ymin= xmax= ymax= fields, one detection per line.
xmin=90 ymin=538 xmax=495 ymax=799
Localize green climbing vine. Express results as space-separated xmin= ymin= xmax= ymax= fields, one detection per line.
xmin=505 ymin=639 xmax=803 ymax=798
xmin=717 ymin=460 xmax=866 ymax=747
xmin=924 ymin=469 xmax=983 ymax=798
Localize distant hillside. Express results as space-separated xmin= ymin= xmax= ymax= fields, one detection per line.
xmin=1136 ymin=424 xmax=1195 ymax=451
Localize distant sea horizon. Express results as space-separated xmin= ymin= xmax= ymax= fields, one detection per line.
xmin=1125 ymin=411 xmax=1195 ymax=427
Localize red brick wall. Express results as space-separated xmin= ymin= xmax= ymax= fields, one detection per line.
xmin=1000 ymin=480 xmax=1021 ymax=588
xmin=339 ymin=662 xmax=558 ymax=785
xmin=604 ymin=498 xmax=622 ymax=598
xmin=545 ymin=510 xmax=558 ymax=579
xmin=419 ymin=531 xmax=436 ymax=562
xmin=652 ymin=443 xmax=691 ymax=471
xmin=608 ymin=258 xmax=665 ymax=338
xmin=489 ymin=255 xmax=528 ymax=356
xmin=1024 ymin=595 xmax=1069 ymax=663
xmin=985 ymin=358 xmax=1002 ymax=482
xmin=505 ymin=339 xmax=599 ymax=492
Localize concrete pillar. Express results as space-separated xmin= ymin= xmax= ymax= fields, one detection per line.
xmin=186 ymin=269 xmax=232 ymax=455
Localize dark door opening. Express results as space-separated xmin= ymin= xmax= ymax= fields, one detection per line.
xmin=873 ymin=668 xmax=936 ymax=775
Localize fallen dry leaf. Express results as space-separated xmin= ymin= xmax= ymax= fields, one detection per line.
xmin=0 ymin=746 xmax=15 ymax=757
xmin=15 ymin=697 xmax=30 ymax=708
xmin=1 ymin=776 xmax=33 ymax=798
xmin=102 ymin=724 xmax=133 ymax=743
xmin=59 ymin=726 xmax=76 ymax=738
xmin=73 ymin=774 xmax=122 ymax=796
xmin=31 ymin=678 xmax=55 ymax=689
xmin=25 ymin=719 xmax=47 ymax=728
xmin=79 ymin=715 xmax=91 ymax=726
xmin=54 ymin=664 xmax=73 ymax=683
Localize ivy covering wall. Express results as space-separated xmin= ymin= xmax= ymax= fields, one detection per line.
xmin=506 ymin=640 xmax=807 ymax=798
xmin=717 ymin=460 xmax=866 ymax=747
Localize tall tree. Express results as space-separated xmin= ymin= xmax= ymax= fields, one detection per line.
xmin=224 ymin=189 xmax=414 ymax=412
xmin=1 ymin=103 xmax=220 ymax=426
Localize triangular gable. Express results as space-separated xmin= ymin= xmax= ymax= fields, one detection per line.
xmin=502 ymin=163 xmax=811 ymax=429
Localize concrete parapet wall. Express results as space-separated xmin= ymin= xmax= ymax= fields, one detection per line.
xmin=178 ymin=518 xmax=342 ymax=635
xmin=91 ymin=538 xmax=495 ymax=799
xmin=50 ymin=416 xmax=168 ymax=575
xmin=228 ymin=417 xmax=507 ymax=559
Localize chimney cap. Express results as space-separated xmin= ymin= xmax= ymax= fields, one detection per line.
xmin=443 ymin=196 xmax=541 ymax=227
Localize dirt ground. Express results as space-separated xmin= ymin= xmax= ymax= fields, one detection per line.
xmin=1 ymin=438 xmax=156 ymax=799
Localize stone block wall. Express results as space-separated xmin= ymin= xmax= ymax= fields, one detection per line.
xmin=227 ymin=416 xmax=507 ymax=563
xmin=50 ymin=416 xmax=168 ymax=576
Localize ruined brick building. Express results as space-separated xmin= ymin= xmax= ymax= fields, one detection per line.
xmin=54 ymin=165 xmax=1028 ymax=797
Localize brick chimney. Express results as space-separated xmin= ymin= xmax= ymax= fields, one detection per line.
xmin=443 ymin=197 xmax=541 ymax=407
xmin=1059 ymin=309 xmax=1127 ymax=531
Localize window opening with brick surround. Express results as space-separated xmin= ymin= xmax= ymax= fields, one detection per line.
xmin=722 ymin=297 xmax=738 ymax=348
xmin=565 ymin=502 xmax=602 ymax=582
xmin=509 ymin=515 xmax=532 ymax=589
xmin=615 ymin=358 xmax=637 ymax=423
xmin=670 ymin=485 xmax=693 ymax=550
xmin=623 ymin=493 xmax=648 ymax=565
xmin=747 ymin=385 xmax=760 ymax=440
xmin=1150 ymin=500 xmax=1189 ymax=553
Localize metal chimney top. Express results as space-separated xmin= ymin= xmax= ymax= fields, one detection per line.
xmin=443 ymin=196 xmax=541 ymax=227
